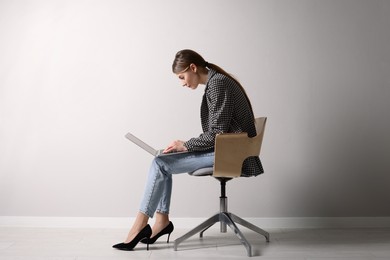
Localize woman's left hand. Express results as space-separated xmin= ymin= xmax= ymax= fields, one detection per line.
xmin=163 ymin=140 xmax=188 ymax=154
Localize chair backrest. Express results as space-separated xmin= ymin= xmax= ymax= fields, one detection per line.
xmin=212 ymin=117 xmax=267 ymax=178
xmin=254 ymin=117 xmax=267 ymax=154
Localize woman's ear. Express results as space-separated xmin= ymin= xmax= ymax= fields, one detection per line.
xmin=189 ymin=63 xmax=197 ymax=72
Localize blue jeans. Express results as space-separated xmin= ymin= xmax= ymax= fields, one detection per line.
xmin=139 ymin=151 xmax=214 ymax=218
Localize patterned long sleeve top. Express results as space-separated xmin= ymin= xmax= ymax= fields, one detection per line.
xmin=184 ymin=69 xmax=264 ymax=177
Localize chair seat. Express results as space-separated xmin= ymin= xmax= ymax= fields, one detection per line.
xmin=189 ymin=167 xmax=213 ymax=176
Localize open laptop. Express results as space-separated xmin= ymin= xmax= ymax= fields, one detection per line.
xmin=125 ymin=132 xmax=189 ymax=157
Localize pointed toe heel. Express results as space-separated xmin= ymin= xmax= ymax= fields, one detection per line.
xmin=112 ymin=224 xmax=152 ymax=251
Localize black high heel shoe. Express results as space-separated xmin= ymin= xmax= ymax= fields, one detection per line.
xmin=112 ymin=224 xmax=152 ymax=251
xmin=141 ymin=221 xmax=174 ymax=244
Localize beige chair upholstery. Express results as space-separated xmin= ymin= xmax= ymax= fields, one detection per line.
xmin=174 ymin=117 xmax=269 ymax=257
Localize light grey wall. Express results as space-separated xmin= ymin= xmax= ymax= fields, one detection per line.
xmin=1 ymin=0 xmax=389 ymax=218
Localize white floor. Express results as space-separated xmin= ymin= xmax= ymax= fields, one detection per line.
xmin=1 ymin=226 xmax=390 ymax=259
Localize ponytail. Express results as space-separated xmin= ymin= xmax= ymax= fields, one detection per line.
xmin=207 ymin=62 xmax=254 ymax=117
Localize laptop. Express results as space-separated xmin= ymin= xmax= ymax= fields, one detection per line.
xmin=125 ymin=132 xmax=189 ymax=157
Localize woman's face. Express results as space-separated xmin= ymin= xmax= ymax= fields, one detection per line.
xmin=176 ymin=64 xmax=200 ymax=89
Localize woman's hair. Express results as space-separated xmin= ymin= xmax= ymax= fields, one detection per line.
xmin=172 ymin=49 xmax=254 ymax=116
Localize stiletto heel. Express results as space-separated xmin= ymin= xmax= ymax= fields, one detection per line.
xmin=113 ymin=225 xmax=152 ymax=251
xmin=141 ymin=221 xmax=174 ymax=244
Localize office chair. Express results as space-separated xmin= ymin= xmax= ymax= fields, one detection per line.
xmin=174 ymin=117 xmax=269 ymax=257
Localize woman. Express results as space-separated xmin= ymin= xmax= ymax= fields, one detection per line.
xmin=113 ymin=49 xmax=263 ymax=251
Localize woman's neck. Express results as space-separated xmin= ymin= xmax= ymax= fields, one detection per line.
xmin=199 ymin=70 xmax=209 ymax=85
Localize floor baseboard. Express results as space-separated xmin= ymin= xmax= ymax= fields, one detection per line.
xmin=1 ymin=216 xmax=390 ymax=229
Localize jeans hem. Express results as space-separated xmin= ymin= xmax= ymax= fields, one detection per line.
xmin=140 ymin=210 xmax=154 ymax=219
xmin=156 ymin=210 xmax=169 ymax=215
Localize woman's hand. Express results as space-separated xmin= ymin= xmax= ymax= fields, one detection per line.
xmin=163 ymin=140 xmax=188 ymax=154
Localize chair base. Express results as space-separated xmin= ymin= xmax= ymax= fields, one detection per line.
xmin=173 ymin=211 xmax=270 ymax=257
